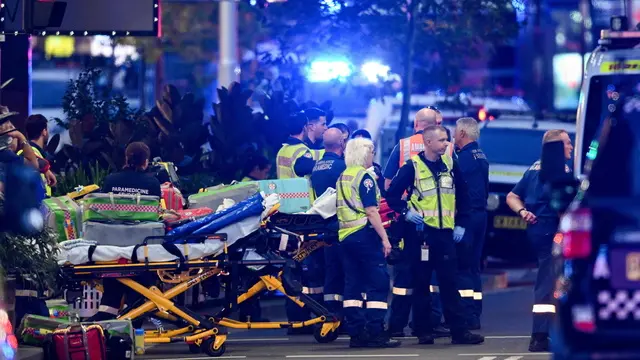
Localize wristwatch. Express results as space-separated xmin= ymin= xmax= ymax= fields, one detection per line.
xmin=517 ymin=208 xmax=527 ymax=215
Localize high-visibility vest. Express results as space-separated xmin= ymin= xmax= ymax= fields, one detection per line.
xmin=408 ymin=154 xmax=455 ymax=229
xmin=398 ymin=133 xmax=454 ymax=167
xmin=276 ymin=143 xmax=310 ymax=179
xmin=241 ymin=176 xmax=256 ymax=182
xmin=18 ymin=145 xmax=51 ymax=196
xmin=336 ymin=166 xmax=381 ymax=241
xmin=311 ymin=149 xmax=325 ymax=162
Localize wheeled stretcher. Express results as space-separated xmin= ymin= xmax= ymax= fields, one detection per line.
xmin=57 ymin=196 xmax=342 ymax=357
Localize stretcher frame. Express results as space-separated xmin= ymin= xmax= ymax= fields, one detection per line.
xmin=61 ymin=226 xmax=342 ymax=357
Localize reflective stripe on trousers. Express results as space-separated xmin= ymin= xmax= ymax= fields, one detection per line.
xmin=474 ymin=292 xmax=483 ymax=300
xmin=324 ymin=294 xmax=343 ymax=302
xmin=458 ymin=289 xmax=474 ymax=298
xmin=302 ymin=286 xmax=324 ymax=295
xmin=532 ymin=304 xmax=556 ymax=313
xmin=393 ymin=286 xmax=440 ymax=295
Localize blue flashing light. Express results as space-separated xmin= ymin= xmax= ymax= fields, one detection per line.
xmin=306 ymin=58 xmax=353 ymax=83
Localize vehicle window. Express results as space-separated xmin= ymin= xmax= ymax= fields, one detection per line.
xmin=581 ymin=76 xmax=604 ymax=173
xmin=479 ymin=126 xmax=574 ymax=167
xmin=587 ymin=77 xmax=640 ymax=197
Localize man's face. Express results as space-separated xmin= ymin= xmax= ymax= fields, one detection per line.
xmin=560 ymin=132 xmax=573 ymax=160
xmin=424 ymin=129 xmax=449 ymax=156
xmin=42 ymin=128 xmax=49 ymax=144
xmin=308 ymin=117 xmax=328 ymax=139
xmin=255 ymin=165 xmax=271 ymax=180
xmin=454 ymin=125 xmax=464 ymax=149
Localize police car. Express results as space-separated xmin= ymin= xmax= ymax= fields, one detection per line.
xmin=479 ymin=118 xmax=575 ymax=264
xmin=552 ymin=18 xmax=640 ymax=360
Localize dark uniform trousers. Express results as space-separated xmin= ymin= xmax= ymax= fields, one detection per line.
xmin=340 ymin=227 xmax=390 ymax=338
xmin=285 ymin=249 xmax=326 ymax=322
xmin=455 ymin=211 xmax=488 ymax=322
xmin=323 ymin=238 xmax=344 ymax=316
xmin=389 ymin=227 xmax=467 ymax=336
xmin=528 ymin=217 xmax=559 ymax=335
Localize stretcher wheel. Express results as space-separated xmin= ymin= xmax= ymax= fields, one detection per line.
xmin=188 ymin=343 xmax=201 ymax=354
xmin=313 ymin=327 xmax=339 ymax=343
xmin=202 ymin=337 xmax=226 ymax=357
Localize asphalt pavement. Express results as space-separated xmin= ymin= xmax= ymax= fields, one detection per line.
xmin=139 ymin=285 xmax=551 ymax=360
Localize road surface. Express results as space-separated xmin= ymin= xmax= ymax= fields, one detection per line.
xmin=139 ymin=285 xmax=551 ymax=360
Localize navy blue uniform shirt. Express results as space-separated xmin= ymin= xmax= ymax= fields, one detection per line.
xmin=102 ymin=168 xmax=162 ymax=197
xmin=455 ymin=141 xmax=489 ymax=210
xmin=386 ymin=152 xmax=471 ymax=228
xmin=383 ymin=128 xmax=452 ymax=180
xmin=511 ymin=160 xmax=559 ymax=219
xmin=311 ymin=151 xmax=346 ymax=197
xmin=284 ymin=137 xmax=316 ymax=177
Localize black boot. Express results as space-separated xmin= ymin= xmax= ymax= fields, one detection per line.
xmin=367 ymin=333 xmax=402 ymax=348
xmin=417 ymin=334 xmax=435 ymax=345
xmin=528 ymin=333 xmax=549 ymax=352
xmin=349 ymin=331 xmax=369 ymax=348
xmin=451 ymin=331 xmax=485 ymax=345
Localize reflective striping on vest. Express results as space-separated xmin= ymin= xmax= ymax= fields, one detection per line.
xmin=302 ymin=286 xmax=324 ymax=295
xmin=340 ymin=217 xmax=368 ymax=229
xmin=343 ymin=300 xmax=364 ymax=308
xmin=392 ymin=287 xmax=413 ymax=296
xmin=366 ymin=301 xmax=388 ymax=310
xmin=399 ymin=134 xmax=425 ymax=166
xmin=409 ymin=154 xmax=455 ymax=229
xmin=414 ymin=209 xmax=456 ymax=218
xmin=473 ymin=292 xmax=483 ymax=300
xmin=337 ymin=166 xmax=380 ymax=240
xmin=276 ymin=143 xmax=310 ymax=179
xmin=459 ymin=289 xmax=474 ymax=298
xmin=532 ymin=304 xmax=556 ymax=313
xmin=324 ymin=294 xmax=344 ymax=302
xmin=430 ymin=285 xmax=440 ymax=293
xmin=15 ymin=289 xmax=39 ymax=298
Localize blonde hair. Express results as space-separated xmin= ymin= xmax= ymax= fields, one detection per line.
xmin=345 ymin=137 xmax=374 ymax=168
xmin=542 ymin=129 xmax=567 ymax=144
xmin=456 ymin=117 xmax=480 ymax=140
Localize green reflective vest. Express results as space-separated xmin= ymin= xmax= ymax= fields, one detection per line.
xmin=276 ymin=143 xmax=310 ymax=179
xmin=336 ymin=166 xmax=380 ymax=241
xmin=408 ymin=154 xmax=455 ymax=229
xmin=18 ymin=144 xmax=51 ymax=196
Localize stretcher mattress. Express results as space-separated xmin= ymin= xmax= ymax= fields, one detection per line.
xmin=57 ymin=193 xmax=279 ymax=266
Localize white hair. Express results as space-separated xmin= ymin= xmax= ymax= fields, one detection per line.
xmin=345 ymin=137 xmax=374 ymax=168
xmin=456 ymin=117 xmax=480 ymax=140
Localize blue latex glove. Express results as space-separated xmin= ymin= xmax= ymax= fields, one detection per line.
xmin=404 ymin=210 xmax=423 ymax=225
xmin=453 ymin=226 xmax=466 ymax=243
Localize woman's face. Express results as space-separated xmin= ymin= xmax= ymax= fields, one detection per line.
xmin=365 ymin=147 xmax=374 ymax=168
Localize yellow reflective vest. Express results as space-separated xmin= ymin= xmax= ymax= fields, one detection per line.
xmin=18 ymin=144 xmax=51 ymax=197
xmin=276 ymin=143 xmax=311 ymax=179
xmin=336 ymin=166 xmax=381 ymax=241
xmin=408 ymin=154 xmax=455 ymax=229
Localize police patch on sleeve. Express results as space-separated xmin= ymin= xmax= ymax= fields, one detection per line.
xmin=304 ymin=152 xmax=313 ymax=159
xmin=363 ymin=178 xmax=374 ymax=192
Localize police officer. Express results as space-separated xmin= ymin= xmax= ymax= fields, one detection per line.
xmin=310 ymin=128 xmax=346 ymax=318
xmin=276 ymin=112 xmax=316 ymax=180
xmin=91 ymin=142 xmax=161 ymax=322
xmin=385 ymin=108 xmax=449 ymax=337
xmin=241 ymin=154 xmax=271 ymax=182
xmin=452 ymin=117 xmax=489 ymax=330
xmin=506 ymin=129 xmax=573 ymax=352
xmin=337 ymin=137 xmax=400 ymax=348
xmin=386 ymin=125 xmax=484 ymax=345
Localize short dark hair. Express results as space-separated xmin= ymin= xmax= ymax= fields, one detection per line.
xmin=125 ymin=142 xmax=151 ymax=169
xmin=244 ymin=154 xmax=271 ymax=175
xmin=288 ymin=111 xmax=309 ymax=136
xmin=351 ymin=129 xmax=372 ymax=139
xmin=25 ymin=114 xmax=48 ymax=141
xmin=303 ymin=108 xmax=326 ymax=123
xmin=422 ymin=125 xmax=447 ymax=136
xmin=329 ymin=123 xmax=350 ymax=136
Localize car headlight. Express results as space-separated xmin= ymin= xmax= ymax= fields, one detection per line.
xmin=486 ymin=193 xmax=500 ymax=211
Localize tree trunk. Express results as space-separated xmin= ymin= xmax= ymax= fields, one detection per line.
xmin=396 ymin=1 xmax=417 ymax=143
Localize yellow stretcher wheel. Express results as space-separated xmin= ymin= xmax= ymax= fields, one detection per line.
xmin=313 ymin=326 xmax=339 ymax=344
xmin=202 ymin=337 xmax=226 ymax=357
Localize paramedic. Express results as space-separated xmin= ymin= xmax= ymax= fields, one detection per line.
xmin=241 ymin=154 xmax=271 ymax=182
xmin=453 ymin=117 xmax=489 ymax=330
xmin=385 ymin=108 xmax=449 ymax=337
xmin=91 ymin=142 xmax=161 ymax=322
xmin=505 ymin=129 xmax=573 ymax=353
xmin=351 ymin=129 xmax=384 ymax=196
xmin=310 ymin=128 xmax=346 ymax=318
xmin=303 ymin=108 xmax=328 ymax=152
xmin=276 ymin=112 xmax=316 ymax=180
xmin=18 ymin=114 xmax=57 ymax=196
xmin=337 ymin=137 xmax=400 ymax=349
xmin=385 ymin=125 xmax=484 ymax=346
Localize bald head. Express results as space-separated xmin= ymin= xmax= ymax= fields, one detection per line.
xmin=414 ymin=108 xmax=439 ymax=132
xmin=323 ymin=128 xmax=345 ymax=153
